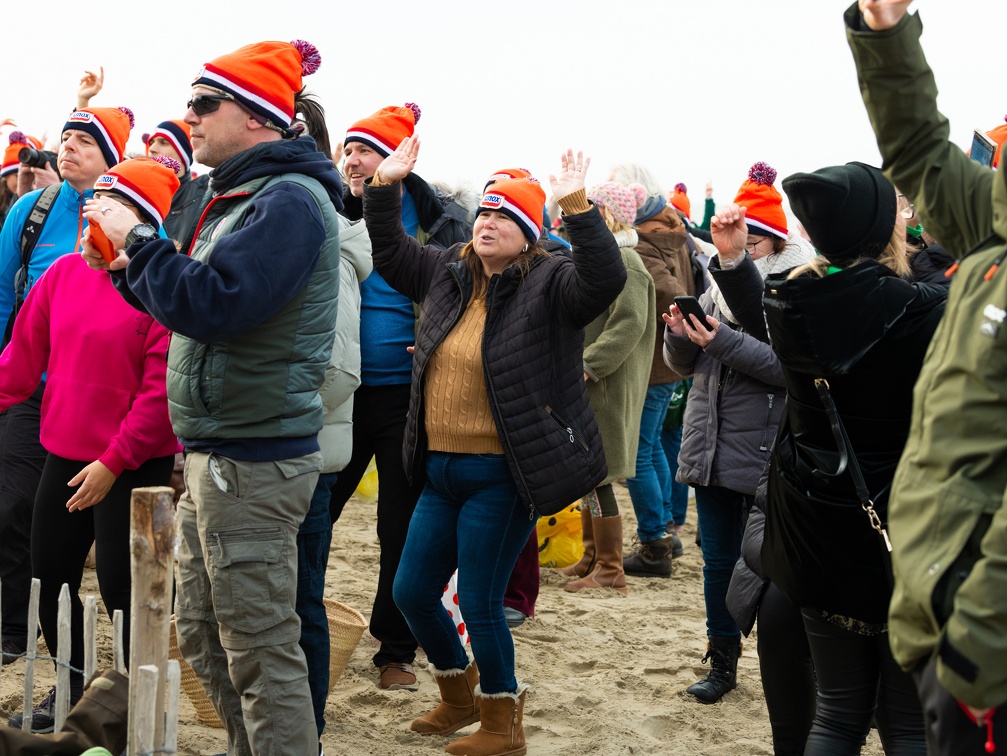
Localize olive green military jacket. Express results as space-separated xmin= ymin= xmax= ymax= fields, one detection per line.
xmin=847 ymin=5 xmax=1007 ymax=708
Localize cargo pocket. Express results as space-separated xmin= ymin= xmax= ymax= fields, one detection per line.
xmin=207 ymin=526 xmax=286 ymax=635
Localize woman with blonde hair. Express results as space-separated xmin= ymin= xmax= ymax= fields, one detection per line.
xmin=710 ymin=161 xmax=943 ymax=753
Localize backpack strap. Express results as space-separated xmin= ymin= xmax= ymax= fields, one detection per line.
xmin=3 ymin=184 xmax=61 ymax=348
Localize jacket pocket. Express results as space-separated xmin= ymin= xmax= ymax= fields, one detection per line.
xmin=207 ymin=526 xmax=288 ymax=635
xmin=186 ymin=342 xmax=209 ymax=417
xmin=544 ymin=405 xmax=590 ymax=453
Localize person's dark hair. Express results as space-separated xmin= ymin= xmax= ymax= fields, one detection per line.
xmin=0 ymin=185 xmax=13 ymax=217
xmin=294 ymin=91 xmax=331 ymax=157
xmin=771 ymin=235 xmax=787 ymax=254
xmin=459 ymin=241 xmax=550 ymax=299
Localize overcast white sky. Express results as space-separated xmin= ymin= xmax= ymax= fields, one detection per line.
xmin=2 ymin=0 xmax=998 ymax=223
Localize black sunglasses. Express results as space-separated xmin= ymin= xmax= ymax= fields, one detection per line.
xmin=187 ymin=93 xmax=234 ymax=116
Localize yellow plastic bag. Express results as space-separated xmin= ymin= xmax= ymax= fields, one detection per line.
xmin=537 ymin=502 xmax=584 ymax=568
xmin=354 ymin=456 xmax=378 ymax=502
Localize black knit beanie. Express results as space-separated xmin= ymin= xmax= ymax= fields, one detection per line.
xmin=781 ymin=162 xmax=897 ymax=265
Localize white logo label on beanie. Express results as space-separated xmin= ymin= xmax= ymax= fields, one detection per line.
xmin=68 ymin=112 xmax=94 ymax=123
xmin=95 ymin=175 xmax=118 ymax=190
xmin=481 ymin=194 xmax=504 ymax=209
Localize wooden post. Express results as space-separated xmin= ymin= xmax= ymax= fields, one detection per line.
xmin=130 ymin=664 xmax=160 ymax=756
xmin=54 ymin=584 xmax=71 ymax=733
xmin=84 ymin=595 xmax=98 ymax=685
xmin=163 ymin=659 xmax=181 ymax=755
xmin=21 ymin=577 xmax=40 ymax=731
xmin=113 ymin=610 xmax=125 ymax=673
xmin=127 ymin=486 xmax=176 ymax=752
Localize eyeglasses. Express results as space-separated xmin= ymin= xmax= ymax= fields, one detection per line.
xmin=744 ymin=238 xmax=765 ymax=251
xmin=187 ymin=93 xmax=234 ymax=117
xmin=896 ymin=194 xmax=915 ymax=220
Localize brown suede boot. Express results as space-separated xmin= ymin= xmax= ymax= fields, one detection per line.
xmin=559 ymin=506 xmax=594 ymax=578
xmin=410 ymin=662 xmax=480 ymax=736
xmin=444 ymin=683 xmax=527 ymax=756
xmin=564 ymin=515 xmax=628 ymax=595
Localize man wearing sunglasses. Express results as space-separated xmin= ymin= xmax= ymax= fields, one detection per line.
xmin=82 ymin=40 xmax=342 ymax=756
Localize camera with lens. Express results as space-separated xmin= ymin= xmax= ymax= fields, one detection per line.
xmin=18 ymin=147 xmax=59 ymax=172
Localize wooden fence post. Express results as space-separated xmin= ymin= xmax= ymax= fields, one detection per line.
xmin=131 ymin=664 xmax=160 ymax=756
xmin=21 ymin=577 xmax=40 ymax=732
xmin=84 ymin=595 xmax=98 ymax=686
xmin=163 ymin=659 xmax=181 ymax=755
xmin=54 ymin=584 xmax=71 ymax=733
xmin=113 ymin=609 xmax=125 ymax=673
xmin=127 ymin=486 xmax=176 ymax=754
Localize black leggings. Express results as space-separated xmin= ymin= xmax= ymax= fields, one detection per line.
xmin=31 ymin=453 xmax=174 ymax=698
xmin=757 ymin=582 xmax=815 ymax=756
xmin=593 ymin=483 xmax=620 ymax=518
xmin=802 ymin=608 xmax=925 ymax=755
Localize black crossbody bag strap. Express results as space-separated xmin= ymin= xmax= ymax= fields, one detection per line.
xmin=812 ymin=378 xmax=894 ymax=588
xmin=3 ymin=184 xmax=60 ymax=348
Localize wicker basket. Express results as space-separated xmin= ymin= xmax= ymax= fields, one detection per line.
xmin=167 ymin=601 xmax=365 ymax=726
xmin=168 ymin=617 xmax=224 ymax=729
xmin=324 ymin=598 xmax=367 ymax=696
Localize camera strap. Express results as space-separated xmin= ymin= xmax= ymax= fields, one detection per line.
xmin=3 ymin=184 xmax=60 ymax=349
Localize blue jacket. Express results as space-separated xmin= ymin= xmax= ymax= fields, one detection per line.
xmin=0 ymin=181 xmax=93 ymax=336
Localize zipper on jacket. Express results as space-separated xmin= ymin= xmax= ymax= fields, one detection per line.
xmin=759 ymin=393 xmax=775 ymax=451
xmin=544 ymin=406 xmax=591 ymax=453
xmin=482 ymin=274 xmax=538 ymax=520
xmin=185 ymin=191 xmax=254 ymax=256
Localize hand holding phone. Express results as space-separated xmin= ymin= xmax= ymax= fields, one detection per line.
xmin=674 ymin=296 xmax=714 ymax=332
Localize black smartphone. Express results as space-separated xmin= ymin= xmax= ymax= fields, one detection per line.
xmin=674 ymin=296 xmax=713 ymax=331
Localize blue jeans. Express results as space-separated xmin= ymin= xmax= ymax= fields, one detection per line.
xmin=660 ymin=424 xmax=689 ymax=527
xmin=626 ymin=382 xmax=676 ymax=542
xmin=296 ymin=471 xmax=338 ymax=737
xmin=694 ymin=484 xmax=747 ymax=638
xmin=393 ymin=452 xmax=537 ymax=695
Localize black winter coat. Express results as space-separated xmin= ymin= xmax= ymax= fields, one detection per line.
xmin=760 ymin=260 xmax=946 ymax=622
xmin=363 ymin=182 xmax=627 ymax=517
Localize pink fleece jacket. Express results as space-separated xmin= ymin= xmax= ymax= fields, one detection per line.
xmin=0 ymin=254 xmax=179 ymax=475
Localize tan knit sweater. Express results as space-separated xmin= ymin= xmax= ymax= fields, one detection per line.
xmin=424 ymin=296 xmax=504 ymax=454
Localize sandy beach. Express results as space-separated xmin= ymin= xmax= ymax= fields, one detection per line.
xmin=0 ymin=484 xmax=885 ymax=755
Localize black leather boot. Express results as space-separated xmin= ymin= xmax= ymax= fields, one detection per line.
xmin=622 ymin=535 xmax=673 ymax=578
xmin=686 ymin=636 xmax=740 ymax=704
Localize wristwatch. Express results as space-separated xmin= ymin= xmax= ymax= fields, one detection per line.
xmin=124 ymin=223 xmax=158 ymax=248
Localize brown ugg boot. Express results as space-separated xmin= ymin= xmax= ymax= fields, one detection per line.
xmin=564 ymin=515 xmax=628 ymax=595
xmin=559 ymin=506 xmax=594 ymax=578
xmin=410 ymin=662 xmax=480 ymax=736
xmin=444 ymin=683 xmax=527 ymax=756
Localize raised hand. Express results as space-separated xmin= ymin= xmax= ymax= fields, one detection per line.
xmin=77 ymin=67 xmax=105 ymax=109
xmin=859 ymin=0 xmax=913 ymax=30
xmin=710 ymin=202 xmax=749 ymax=261
xmin=376 ymin=135 xmax=420 ymax=184
xmin=548 ymin=149 xmax=591 ymax=201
